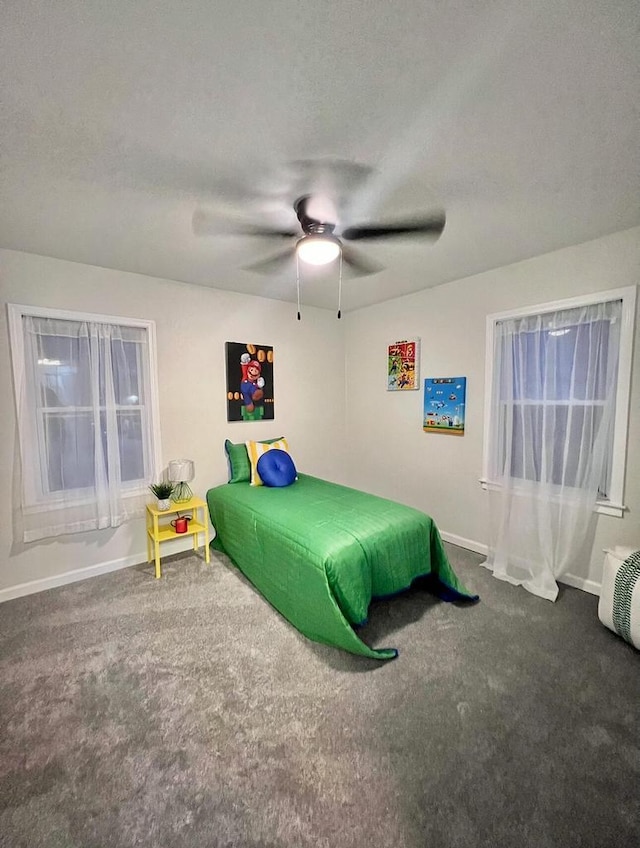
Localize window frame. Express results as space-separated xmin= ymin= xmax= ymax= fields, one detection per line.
xmin=481 ymin=286 xmax=637 ymax=518
xmin=8 ymin=303 xmax=163 ymax=510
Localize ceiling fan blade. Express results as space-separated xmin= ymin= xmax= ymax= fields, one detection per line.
xmin=242 ymin=246 xmax=296 ymax=275
xmin=340 ymin=244 xmax=385 ymax=277
xmin=341 ymin=211 xmax=446 ymax=241
xmin=233 ymin=225 xmax=299 ymax=238
xmin=192 ymin=207 xmax=298 ymax=238
xmin=284 ymin=159 xmax=374 ymax=205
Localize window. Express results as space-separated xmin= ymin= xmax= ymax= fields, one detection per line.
xmin=8 ymin=304 xmax=161 ymax=541
xmin=482 ymin=286 xmax=636 ymax=518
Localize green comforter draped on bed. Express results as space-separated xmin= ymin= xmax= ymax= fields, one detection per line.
xmin=207 ymin=474 xmax=477 ymax=660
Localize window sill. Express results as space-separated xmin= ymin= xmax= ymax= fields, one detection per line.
xmin=478 ymin=478 xmax=625 ymax=518
xmin=23 ymin=486 xmax=148 ymax=514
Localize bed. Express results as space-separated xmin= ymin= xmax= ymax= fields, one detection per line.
xmin=206 ymin=473 xmax=478 ymax=660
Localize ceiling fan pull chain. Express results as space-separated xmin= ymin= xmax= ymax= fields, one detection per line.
xmin=337 ymin=252 xmax=343 ymax=319
xmin=296 ymin=253 xmax=301 ymax=320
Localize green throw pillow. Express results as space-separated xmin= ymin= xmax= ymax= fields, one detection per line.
xmin=224 ymin=437 xmax=283 ymax=483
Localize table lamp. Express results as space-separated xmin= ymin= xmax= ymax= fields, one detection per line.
xmin=168 ymin=459 xmax=195 ymax=503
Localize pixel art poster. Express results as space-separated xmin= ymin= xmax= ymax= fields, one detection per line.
xmin=423 ymin=377 xmax=466 ymax=435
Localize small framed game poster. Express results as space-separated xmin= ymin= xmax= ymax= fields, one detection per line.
xmin=387 ymin=339 xmax=420 ymax=391
xmin=423 ymin=377 xmax=466 ymax=435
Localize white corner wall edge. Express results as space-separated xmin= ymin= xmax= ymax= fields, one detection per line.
xmin=439 ymin=531 xmax=601 ymax=597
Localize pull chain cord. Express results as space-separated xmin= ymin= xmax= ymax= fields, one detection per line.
xmin=296 ymin=252 xmax=342 ymax=320
xmin=337 ymin=251 xmax=343 ymax=319
xmin=296 ymin=252 xmax=301 ymax=320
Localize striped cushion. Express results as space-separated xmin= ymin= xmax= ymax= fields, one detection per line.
xmin=246 ymin=438 xmax=290 ymax=487
xmin=612 ymin=550 xmax=640 ymax=646
xmin=598 ymin=548 xmax=640 ymax=650
xmin=225 ymin=436 xmax=283 ymax=483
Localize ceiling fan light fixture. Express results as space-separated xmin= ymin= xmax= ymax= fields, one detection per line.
xmin=296 ymin=235 xmax=341 ymax=266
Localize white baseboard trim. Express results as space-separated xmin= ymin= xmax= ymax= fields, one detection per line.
xmin=1 ymin=534 xmax=601 ymax=604
xmin=440 ymin=532 xmax=601 ymax=597
xmin=558 ymin=573 xmax=601 ymax=597
xmin=0 ymin=539 xmax=196 ymax=604
xmin=0 ymin=552 xmax=146 ymax=603
xmin=440 ymin=531 xmax=488 ymax=557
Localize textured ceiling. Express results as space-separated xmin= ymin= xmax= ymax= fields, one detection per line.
xmin=1 ymin=1 xmax=639 ymax=312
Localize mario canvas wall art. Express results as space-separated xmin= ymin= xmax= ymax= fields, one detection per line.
xmin=225 ymin=342 xmax=275 ymax=422
xmin=387 ymin=339 xmax=420 ymax=391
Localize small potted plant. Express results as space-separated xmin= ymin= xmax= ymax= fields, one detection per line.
xmin=149 ymin=481 xmax=174 ymax=511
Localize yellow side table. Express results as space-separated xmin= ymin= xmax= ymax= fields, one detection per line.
xmin=146 ymin=496 xmax=210 ymax=579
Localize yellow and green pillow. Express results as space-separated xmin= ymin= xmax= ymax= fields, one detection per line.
xmin=224 ymin=437 xmax=283 ymax=484
xmin=246 ymin=438 xmax=291 ymax=486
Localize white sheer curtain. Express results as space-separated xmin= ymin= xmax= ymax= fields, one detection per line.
xmin=485 ymin=299 xmax=622 ymax=600
xmin=17 ymin=316 xmax=153 ymax=541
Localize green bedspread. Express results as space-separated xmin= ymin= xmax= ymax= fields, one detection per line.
xmin=206 ymin=474 xmax=478 ymax=660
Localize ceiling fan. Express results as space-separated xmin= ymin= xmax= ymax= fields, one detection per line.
xmin=191 ymin=160 xmax=446 ymax=316
xmin=194 ymin=194 xmax=446 ymax=277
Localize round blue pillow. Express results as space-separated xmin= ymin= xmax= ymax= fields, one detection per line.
xmin=257 ymin=449 xmax=297 ymax=488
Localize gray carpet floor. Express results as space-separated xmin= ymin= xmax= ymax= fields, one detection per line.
xmin=1 ymin=544 xmax=638 ymax=848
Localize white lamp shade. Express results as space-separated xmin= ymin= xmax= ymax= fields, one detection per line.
xmin=168 ymin=459 xmax=195 ymax=483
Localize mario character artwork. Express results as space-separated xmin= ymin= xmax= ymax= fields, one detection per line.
xmin=240 ymin=358 xmax=265 ymax=419
xmin=387 ymin=339 xmax=419 ymax=391
xmin=225 ymin=342 xmax=275 ymax=422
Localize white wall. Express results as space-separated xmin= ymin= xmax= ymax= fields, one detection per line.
xmin=2 ymin=227 xmax=638 ymax=600
xmin=344 ymin=226 xmax=640 ymax=592
xmin=0 ymin=249 xmax=346 ymax=597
